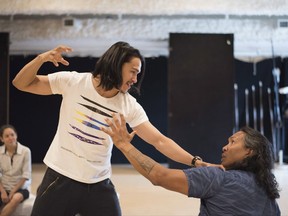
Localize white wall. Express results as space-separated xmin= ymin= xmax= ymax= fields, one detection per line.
xmin=1 ymin=0 xmax=288 ymax=57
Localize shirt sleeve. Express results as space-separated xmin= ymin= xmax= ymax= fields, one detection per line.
xmin=183 ymin=167 xmax=224 ymax=199
xmin=126 ymin=100 xmax=149 ymax=128
xmin=48 ymin=71 xmax=76 ymax=94
xmin=21 ymin=147 xmax=32 ymax=180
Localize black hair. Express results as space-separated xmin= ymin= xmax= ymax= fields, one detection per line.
xmin=0 ymin=124 xmax=17 ymax=145
xmin=92 ymin=41 xmax=145 ymax=95
xmin=237 ymin=126 xmax=280 ymax=199
xmin=0 ymin=124 xmax=17 ymax=138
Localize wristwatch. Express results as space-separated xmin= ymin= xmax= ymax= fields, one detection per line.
xmin=191 ymin=156 xmax=203 ymax=168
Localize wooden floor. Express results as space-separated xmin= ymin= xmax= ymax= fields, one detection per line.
xmin=31 ymin=163 xmax=288 ymax=216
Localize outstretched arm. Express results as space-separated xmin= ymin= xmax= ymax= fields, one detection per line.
xmin=133 ymin=121 xmax=222 ymax=168
xmin=12 ymin=45 xmax=72 ymax=95
xmin=101 ymin=113 xmax=189 ymax=195
xmin=133 ymin=121 xmax=194 ymax=166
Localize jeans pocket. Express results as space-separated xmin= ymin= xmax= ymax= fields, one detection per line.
xmin=37 ymin=168 xmax=61 ymax=198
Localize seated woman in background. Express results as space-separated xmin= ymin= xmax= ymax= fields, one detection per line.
xmin=0 ymin=124 xmax=32 ymax=216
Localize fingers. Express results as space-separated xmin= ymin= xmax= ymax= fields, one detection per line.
xmin=100 ymin=118 xmax=113 ymax=137
xmin=100 ymin=113 xmax=120 ymax=133
xmin=50 ymin=52 xmax=59 ymax=67
xmin=54 ymin=45 xmax=73 ymax=53
xmin=130 ymin=130 xmax=137 ymax=139
xmin=100 ymin=125 xmax=111 ymax=136
xmin=50 ymin=45 xmax=72 ymax=67
xmin=101 ymin=113 xmax=136 ymax=137
xmin=119 ymin=113 xmax=127 ymax=126
xmin=112 ymin=113 xmax=121 ymax=129
xmin=60 ymin=58 xmax=70 ymax=66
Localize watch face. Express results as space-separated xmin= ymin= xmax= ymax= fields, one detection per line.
xmin=191 ymin=156 xmax=202 ymax=167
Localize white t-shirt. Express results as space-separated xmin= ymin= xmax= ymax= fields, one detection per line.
xmin=45 ymin=72 xmax=148 ymax=183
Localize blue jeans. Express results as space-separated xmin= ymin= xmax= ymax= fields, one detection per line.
xmin=31 ymin=167 xmax=121 ymax=216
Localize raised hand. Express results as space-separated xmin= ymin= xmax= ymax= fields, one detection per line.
xmin=101 ymin=113 xmax=137 ymax=149
xmin=39 ymin=45 xmax=72 ymax=67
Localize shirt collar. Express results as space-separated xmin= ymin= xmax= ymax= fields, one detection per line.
xmin=1 ymin=142 xmax=23 ymax=155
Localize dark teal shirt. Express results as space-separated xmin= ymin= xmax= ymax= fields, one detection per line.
xmin=183 ymin=167 xmax=280 ymax=216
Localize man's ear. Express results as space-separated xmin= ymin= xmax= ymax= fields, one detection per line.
xmin=245 ymin=148 xmax=254 ymax=156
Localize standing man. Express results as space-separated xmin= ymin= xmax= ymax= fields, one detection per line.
xmin=13 ymin=42 xmax=205 ymax=216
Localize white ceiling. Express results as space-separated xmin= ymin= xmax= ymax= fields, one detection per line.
xmin=1 ymin=0 xmax=288 ymax=58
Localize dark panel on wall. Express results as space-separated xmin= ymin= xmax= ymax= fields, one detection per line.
xmin=9 ymin=55 xmax=168 ymax=163
xmin=168 ymin=33 xmax=235 ymax=168
xmin=282 ymin=57 xmax=288 ymax=162
xmin=0 ymin=33 xmax=9 ymax=126
xmin=234 ymin=57 xmax=283 ymax=162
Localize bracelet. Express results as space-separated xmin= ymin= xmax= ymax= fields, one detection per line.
xmin=191 ymin=156 xmax=202 ymax=168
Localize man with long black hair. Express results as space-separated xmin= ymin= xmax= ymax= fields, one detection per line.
xmin=102 ymin=113 xmax=281 ymax=216
xmin=12 ymin=42 xmax=206 ymax=216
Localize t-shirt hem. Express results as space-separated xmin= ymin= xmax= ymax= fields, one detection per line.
xmin=44 ymin=160 xmax=111 ymax=184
